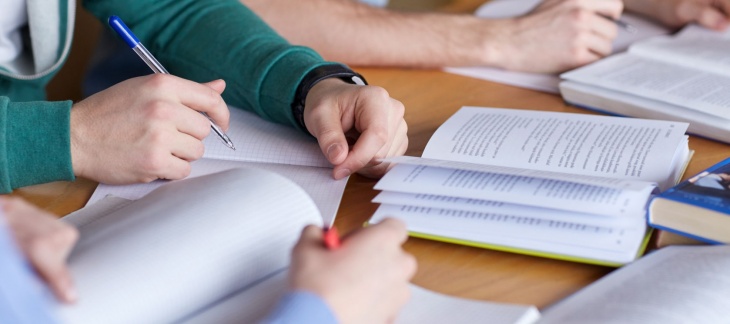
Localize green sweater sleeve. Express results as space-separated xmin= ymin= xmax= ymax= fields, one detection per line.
xmin=0 ymin=97 xmax=74 ymax=193
xmin=83 ymin=0 xmax=335 ymax=129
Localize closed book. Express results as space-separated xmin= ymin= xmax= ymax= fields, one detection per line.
xmin=649 ymin=157 xmax=730 ymax=244
xmin=653 ymin=230 xmax=705 ymax=248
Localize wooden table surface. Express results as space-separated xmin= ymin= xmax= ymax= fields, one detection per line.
xmin=12 ymin=0 xmax=730 ymax=311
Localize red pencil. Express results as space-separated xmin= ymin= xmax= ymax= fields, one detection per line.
xmin=323 ymin=226 xmax=341 ymax=250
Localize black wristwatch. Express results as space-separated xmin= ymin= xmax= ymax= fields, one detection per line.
xmin=292 ymin=64 xmax=367 ymax=134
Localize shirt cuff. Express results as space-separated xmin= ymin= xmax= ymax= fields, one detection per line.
xmin=261 ymin=291 xmax=338 ymax=324
xmin=5 ymin=100 xmax=74 ymax=191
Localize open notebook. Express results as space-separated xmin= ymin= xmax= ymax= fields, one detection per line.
xmin=88 ymin=106 xmax=348 ymax=226
xmin=58 ymin=169 xmax=539 ymax=324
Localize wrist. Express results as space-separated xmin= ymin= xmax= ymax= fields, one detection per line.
xmin=462 ymin=17 xmax=517 ymax=69
xmin=292 ymin=64 xmax=367 ymax=135
xmin=69 ymin=103 xmax=89 ymax=180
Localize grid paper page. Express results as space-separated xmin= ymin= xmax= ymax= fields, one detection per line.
xmin=88 ymin=159 xmax=347 ymax=226
xmin=203 ymin=107 xmax=330 ymax=168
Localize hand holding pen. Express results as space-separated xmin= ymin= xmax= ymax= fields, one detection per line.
xmin=108 ymin=16 xmax=236 ymax=151
xmin=67 ymin=19 xmax=231 ymax=184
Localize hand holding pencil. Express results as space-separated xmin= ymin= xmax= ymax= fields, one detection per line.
xmin=289 ymin=219 xmax=416 ymax=323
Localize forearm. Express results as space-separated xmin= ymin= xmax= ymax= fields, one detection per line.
xmin=242 ymin=0 xmax=505 ymax=68
xmin=83 ymin=0 xmax=334 ymax=128
xmin=0 ymin=97 xmax=74 ymax=193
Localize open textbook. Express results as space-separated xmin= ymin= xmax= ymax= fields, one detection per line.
xmin=371 ymin=107 xmax=692 ymax=265
xmin=88 ymin=106 xmax=348 ymax=226
xmin=57 ymin=169 xmax=540 ymax=324
xmin=538 ymin=245 xmax=730 ymax=323
xmin=444 ymin=0 xmax=670 ymax=93
xmin=561 ymin=24 xmax=730 ymax=143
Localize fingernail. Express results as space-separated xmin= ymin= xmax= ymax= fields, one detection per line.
xmin=327 ymin=144 xmax=343 ymax=162
xmin=334 ymin=168 xmax=351 ymax=180
xmin=65 ymin=287 xmax=78 ymax=303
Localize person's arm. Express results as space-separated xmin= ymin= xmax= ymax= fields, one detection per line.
xmin=83 ymin=0 xmax=407 ymax=179
xmin=625 ymin=0 xmax=730 ymax=31
xmin=241 ymin=0 xmax=623 ymax=73
xmin=0 ymin=97 xmax=74 ymax=193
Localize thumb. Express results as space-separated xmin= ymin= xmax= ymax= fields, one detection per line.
xmin=32 ymin=252 xmax=78 ymax=303
xmin=294 ymin=225 xmax=326 ymax=252
xmin=46 ymin=266 xmax=77 ymax=304
xmin=693 ymin=5 xmax=728 ymax=30
xmin=306 ymin=106 xmax=350 ymax=174
xmin=204 ymin=79 xmax=226 ymax=94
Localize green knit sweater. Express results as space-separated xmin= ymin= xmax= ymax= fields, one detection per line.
xmin=0 ymin=0 xmax=334 ymax=193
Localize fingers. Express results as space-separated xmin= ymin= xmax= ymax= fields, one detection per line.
xmin=2 ymin=198 xmax=79 ymax=303
xmin=369 ymin=218 xmax=410 ymax=245
xmin=678 ymin=1 xmax=729 ymax=30
xmin=336 ymin=91 xmax=406 ymax=179
xmin=308 ymin=113 xmax=350 ymax=169
xmin=356 ymin=116 xmax=408 ymax=178
xmin=347 ymin=218 xmax=409 ymax=248
xmin=363 ymin=218 xmax=418 ymax=281
xmin=588 ymin=13 xmax=619 ymax=44
xmin=297 ymin=225 xmax=326 ymax=250
xmin=170 ymin=133 xmax=206 ymax=162
xmin=28 ymin=224 xmax=78 ymax=303
xmin=581 ymin=0 xmax=624 ymax=20
xmin=201 ymin=80 xmax=231 ymax=131
xmin=145 ymin=75 xmax=230 ymax=131
xmin=148 ymin=153 xmax=192 ymax=180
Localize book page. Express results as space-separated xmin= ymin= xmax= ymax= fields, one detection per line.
xmin=203 ymin=107 xmax=330 ymax=168
xmin=398 ymin=285 xmax=540 ymax=324
xmin=559 ymin=80 xmax=730 ymax=143
xmin=184 ymin=270 xmax=541 ymax=324
xmin=444 ymin=0 xmax=670 ymax=93
xmin=562 ymin=54 xmax=730 ymax=120
xmin=629 ymin=24 xmax=730 ymax=76
xmin=370 ymin=204 xmax=647 ymax=264
xmin=373 ymin=192 xmax=644 ymax=227
xmin=88 ymin=158 xmax=347 ymax=226
xmin=385 ymin=156 xmax=657 ymax=191
xmin=540 ymin=245 xmax=730 ymax=323
xmin=421 ymin=107 xmax=688 ymax=189
xmin=375 ymin=163 xmax=655 ymax=216
xmin=58 ymin=169 xmax=322 ymax=324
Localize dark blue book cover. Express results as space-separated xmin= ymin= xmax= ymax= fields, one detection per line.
xmin=649 ymin=157 xmax=730 ymax=244
xmin=657 ymin=157 xmax=730 ymax=213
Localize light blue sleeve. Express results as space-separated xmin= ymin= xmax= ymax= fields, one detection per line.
xmin=0 ymin=219 xmax=58 ymax=324
xmin=261 ymin=291 xmax=338 ymax=324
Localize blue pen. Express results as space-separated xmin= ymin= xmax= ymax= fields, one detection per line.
xmin=108 ymin=15 xmax=236 ymax=151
